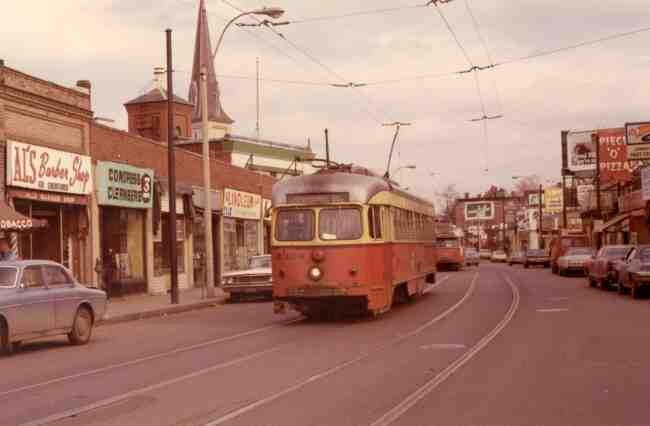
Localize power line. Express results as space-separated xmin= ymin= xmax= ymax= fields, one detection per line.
xmin=288 ymin=4 xmax=426 ymax=24
xmin=430 ymin=2 xmax=474 ymax=69
xmin=220 ymin=0 xmax=387 ymax=125
xmin=497 ymin=24 xmax=650 ymax=66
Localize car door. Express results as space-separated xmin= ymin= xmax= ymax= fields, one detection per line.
xmin=15 ymin=265 xmax=54 ymax=336
xmin=621 ymin=249 xmax=637 ymax=285
xmin=43 ymin=265 xmax=79 ymax=330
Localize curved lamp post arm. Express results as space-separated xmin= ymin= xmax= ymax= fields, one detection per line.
xmin=213 ymin=11 xmax=254 ymax=59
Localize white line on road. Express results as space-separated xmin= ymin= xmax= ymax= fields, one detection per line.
xmin=18 ymin=346 xmax=285 ymax=426
xmin=203 ymin=273 xmax=479 ymax=426
xmin=419 ymin=344 xmax=466 ymax=350
xmin=537 ymin=308 xmax=570 ymax=313
xmin=369 ymin=274 xmax=521 ymax=426
xmin=0 ymin=318 xmax=301 ymax=400
xmin=547 ymin=297 xmax=569 ymax=301
xmin=423 ymin=274 xmax=450 ymax=294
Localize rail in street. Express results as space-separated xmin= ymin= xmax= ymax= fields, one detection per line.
xmin=2 ymin=264 xmax=650 ymax=426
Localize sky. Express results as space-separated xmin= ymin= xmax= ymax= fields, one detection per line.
xmin=3 ymin=0 xmax=650 ymax=202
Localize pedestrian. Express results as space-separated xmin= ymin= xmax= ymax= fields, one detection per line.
xmin=0 ymin=237 xmax=17 ymax=261
xmin=102 ymin=249 xmax=116 ymax=299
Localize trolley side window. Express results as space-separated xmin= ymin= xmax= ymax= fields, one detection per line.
xmin=368 ymin=206 xmax=382 ymax=240
xmin=276 ymin=210 xmax=315 ymax=241
xmin=319 ymin=208 xmax=362 ymax=241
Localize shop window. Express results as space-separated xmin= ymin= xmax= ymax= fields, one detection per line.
xmin=154 ymin=214 xmax=186 ymax=276
xmin=102 ymin=208 xmax=146 ymax=281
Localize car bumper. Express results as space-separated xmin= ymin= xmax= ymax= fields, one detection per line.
xmin=222 ymin=284 xmax=272 ymax=294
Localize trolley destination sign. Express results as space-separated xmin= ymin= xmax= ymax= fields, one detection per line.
xmin=96 ymin=161 xmax=154 ymax=209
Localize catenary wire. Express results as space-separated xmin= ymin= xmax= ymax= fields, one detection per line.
xmin=288 ymin=4 xmax=427 ymax=24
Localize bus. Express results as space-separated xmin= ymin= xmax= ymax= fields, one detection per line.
xmin=434 ymin=223 xmax=464 ymax=271
xmin=271 ymin=166 xmax=437 ymax=318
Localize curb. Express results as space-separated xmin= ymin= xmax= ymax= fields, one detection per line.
xmin=98 ymin=296 xmax=228 ymax=327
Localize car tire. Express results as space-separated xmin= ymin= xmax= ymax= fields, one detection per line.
xmin=68 ymin=306 xmax=94 ymax=346
xmin=631 ymin=281 xmax=641 ymax=299
xmin=1 ymin=321 xmax=13 ymax=356
xmin=588 ymin=276 xmax=597 ymax=288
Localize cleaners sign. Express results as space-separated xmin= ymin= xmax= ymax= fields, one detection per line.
xmin=7 ymin=140 xmax=92 ymax=195
xmin=96 ymin=161 xmax=153 ymax=209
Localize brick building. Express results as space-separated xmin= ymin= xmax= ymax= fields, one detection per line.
xmin=0 ymin=60 xmax=95 ymax=283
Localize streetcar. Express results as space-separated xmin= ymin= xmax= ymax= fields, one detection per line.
xmin=434 ymin=223 xmax=465 ymax=271
xmin=271 ymin=165 xmax=437 ymax=318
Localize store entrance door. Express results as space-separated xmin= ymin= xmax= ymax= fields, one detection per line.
xmin=31 ymin=203 xmax=62 ymax=263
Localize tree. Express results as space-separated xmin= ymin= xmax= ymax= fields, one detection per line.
xmin=513 ymin=175 xmax=541 ymax=195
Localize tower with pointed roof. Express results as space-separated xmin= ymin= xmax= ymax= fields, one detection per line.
xmin=188 ymin=0 xmax=234 ymax=141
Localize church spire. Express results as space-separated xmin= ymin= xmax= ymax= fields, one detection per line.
xmin=188 ymin=0 xmax=234 ymax=125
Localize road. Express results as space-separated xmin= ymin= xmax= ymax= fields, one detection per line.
xmin=2 ymin=263 xmax=649 ymax=426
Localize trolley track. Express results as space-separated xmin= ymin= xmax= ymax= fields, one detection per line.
xmin=13 ymin=273 xmax=465 ymax=426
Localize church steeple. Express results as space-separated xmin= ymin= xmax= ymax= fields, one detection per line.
xmin=188 ymin=0 xmax=234 ymax=126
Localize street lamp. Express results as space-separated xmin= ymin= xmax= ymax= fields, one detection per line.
xmin=199 ymin=6 xmax=284 ymax=298
xmin=392 ymin=164 xmax=416 ymax=175
xmin=213 ymin=7 xmax=285 ymax=58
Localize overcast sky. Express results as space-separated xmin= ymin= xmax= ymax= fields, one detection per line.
xmin=3 ymin=0 xmax=650 ymax=200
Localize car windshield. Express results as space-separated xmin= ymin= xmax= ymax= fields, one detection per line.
xmin=0 ymin=267 xmax=18 ymax=288
xmin=561 ymin=238 xmax=587 ymax=248
xmin=276 ymin=209 xmax=315 ymax=242
xmin=603 ymin=247 xmax=631 ymax=259
xmin=567 ymin=248 xmax=593 ymax=256
xmin=437 ymin=239 xmax=459 ymax=248
xmin=526 ymin=250 xmax=545 ymax=256
xmin=250 ymin=256 xmax=271 ymax=269
xmin=319 ymin=208 xmax=362 ymax=241
xmin=465 ymin=249 xmax=477 ymax=255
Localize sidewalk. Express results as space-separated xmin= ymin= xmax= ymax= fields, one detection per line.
xmin=100 ymin=287 xmax=228 ymax=326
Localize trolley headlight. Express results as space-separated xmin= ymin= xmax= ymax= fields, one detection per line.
xmin=308 ymin=266 xmax=322 ymax=281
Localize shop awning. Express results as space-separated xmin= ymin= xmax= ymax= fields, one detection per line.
xmin=0 ymin=200 xmax=47 ymax=232
xmin=599 ymin=212 xmax=633 ymax=232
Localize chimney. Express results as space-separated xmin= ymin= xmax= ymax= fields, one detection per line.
xmin=76 ymin=80 xmax=91 ymax=95
xmin=153 ymin=67 xmax=165 ymax=91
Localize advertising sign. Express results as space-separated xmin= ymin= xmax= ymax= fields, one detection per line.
xmin=544 ymin=187 xmax=563 ymax=214
xmin=625 ymin=122 xmax=650 ymax=160
xmin=598 ymin=128 xmax=643 ymax=180
xmin=96 ymin=162 xmax=153 ymax=209
xmin=7 ymin=140 xmax=92 ymax=195
xmin=642 ymin=167 xmax=650 ymax=201
xmin=224 ymin=188 xmax=262 ymax=220
xmin=566 ymin=131 xmax=596 ymax=173
xmin=577 ymin=184 xmax=594 ymax=209
xmin=527 ymin=209 xmax=539 ymax=231
xmin=527 ymin=192 xmax=544 ymax=207
xmin=464 ymin=201 xmax=494 ymax=221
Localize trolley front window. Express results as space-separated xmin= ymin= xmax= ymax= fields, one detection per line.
xmin=276 ymin=210 xmax=315 ymax=241
xmin=319 ymin=208 xmax=362 ymax=241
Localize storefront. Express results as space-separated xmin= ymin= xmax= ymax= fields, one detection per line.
xmin=6 ymin=140 xmax=93 ymax=281
xmin=223 ymin=188 xmax=262 ymax=271
xmin=149 ymin=180 xmax=195 ymax=294
xmin=95 ymin=161 xmax=153 ymax=295
xmin=192 ymin=188 xmax=222 ymax=288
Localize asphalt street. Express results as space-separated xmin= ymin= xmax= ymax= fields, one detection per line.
xmin=2 ymin=263 xmax=649 ymax=426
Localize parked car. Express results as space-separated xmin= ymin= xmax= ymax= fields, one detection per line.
xmin=585 ymin=245 xmax=634 ymax=289
xmin=550 ymin=233 xmax=589 ymax=274
xmin=0 ymin=260 xmax=107 ymax=355
xmin=557 ymin=247 xmax=595 ymax=276
xmin=491 ymin=250 xmax=507 ymax=263
xmin=615 ymin=245 xmax=650 ymax=298
xmin=222 ymin=255 xmax=272 ymax=301
xmin=524 ymin=249 xmax=550 ymax=268
xmin=508 ymin=251 xmax=525 ymax=266
xmin=464 ymin=248 xmax=480 ymax=267
xmin=479 ymin=249 xmax=492 ymax=260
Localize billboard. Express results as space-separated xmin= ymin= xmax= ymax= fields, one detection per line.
xmin=625 ymin=122 xmax=650 ymax=160
xmin=464 ymin=201 xmax=494 ymax=221
xmin=544 ymin=187 xmax=563 ymax=214
xmin=527 ymin=192 xmax=544 ymax=206
xmin=566 ymin=131 xmax=596 ymax=173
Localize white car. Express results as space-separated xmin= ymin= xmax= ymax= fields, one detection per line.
xmin=222 ymin=255 xmax=272 ymax=301
xmin=491 ymin=251 xmax=507 ymax=262
xmin=557 ymin=247 xmax=595 ymax=276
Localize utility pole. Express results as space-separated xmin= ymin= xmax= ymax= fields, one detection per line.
xmin=324 ymin=128 xmax=330 ymax=168
xmin=562 ymin=175 xmax=567 ymax=229
xmin=593 ymin=133 xmax=602 ymax=216
xmin=538 ymin=184 xmax=543 ymax=249
xmin=256 ymin=57 xmax=260 ymax=143
xmin=382 ymin=122 xmax=411 ymax=179
xmin=166 ymin=29 xmax=179 ymax=304
xmin=200 ymin=66 xmax=215 ymax=298
xmin=501 ymin=197 xmax=506 ymax=252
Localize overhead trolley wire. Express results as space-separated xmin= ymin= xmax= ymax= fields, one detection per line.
xmin=288 ymin=4 xmax=427 ymax=24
